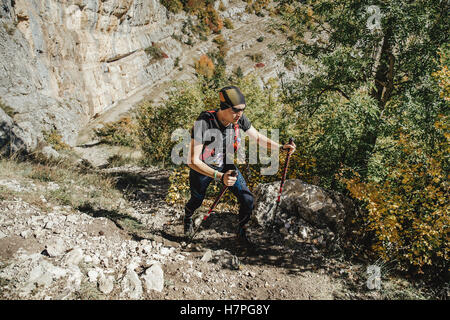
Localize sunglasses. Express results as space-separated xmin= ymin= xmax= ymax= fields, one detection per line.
xmin=231 ymin=106 xmax=246 ymax=113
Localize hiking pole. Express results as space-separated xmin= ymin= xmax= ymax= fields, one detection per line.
xmin=188 ymin=170 xmax=238 ymax=243
xmin=276 ymin=137 xmax=294 ymax=206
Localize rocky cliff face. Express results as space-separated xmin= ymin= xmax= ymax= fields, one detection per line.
xmin=0 ymin=0 xmax=293 ymax=156
xmin=0 ymin=0 xmax=182 ymax=153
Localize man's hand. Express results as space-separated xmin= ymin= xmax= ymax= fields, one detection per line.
xmin=282 ymin=141 xmax=296 ymax=155
xmin=222 ymin=170 xmax=237 ymax=186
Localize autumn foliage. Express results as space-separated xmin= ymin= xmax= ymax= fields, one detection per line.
xmin=194 ymin=55 xmax=215 ymax=79
xmin=338 ymin=120 xmax=449 ymax=274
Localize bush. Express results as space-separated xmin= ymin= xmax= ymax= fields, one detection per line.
xmin=145 ymin=43 xmax=167 ymax=62
xmin=43 ymin=130 xmax=70 ymax=151
xmin=223 ymin=18 xmax=234 ymax=30
xmin=203 ymin=6 xmax=223 ymax=34
xmin=245 ymin=0 xmax=271 ymax=15
xmin=160 ymin=0 xmax=183 ymax=13
xmin=195 ymin=55 xmax=215 ymax=79
xmin=338 ymin=124 xmax=449 ymax=275
xmin=136 ymin=81 xmax=206 ymax=167
xmin=94 ymin=116 xmax=138 ymax=147
xmin=213 ymin=35 xmax=229 ymax=58
xmin=247 ymin=53 xmax=263 ymax=63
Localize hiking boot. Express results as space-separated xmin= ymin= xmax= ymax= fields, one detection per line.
xmin=236 ymin=227 xmax=255 ymax=248
xmin=184 ymin=216 xmax=194 ymax=237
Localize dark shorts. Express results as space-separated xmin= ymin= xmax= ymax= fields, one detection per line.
xmin=185 ymin=164 xmax=254 ymax=228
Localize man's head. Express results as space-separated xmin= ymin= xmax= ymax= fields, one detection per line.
xmin=218 ymin=86 xmax=246 ymax=124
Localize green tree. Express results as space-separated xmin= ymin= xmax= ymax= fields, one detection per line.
xmin=276 ymin=0 xmax=449 ymax=183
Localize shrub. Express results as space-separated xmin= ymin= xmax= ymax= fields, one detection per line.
xmin=234 ymin=66 xmax=244 ymax=78
xmin=284 ymin=58 xmax=296 ymax=71
xmin=338 ymin=124 xmax=449 ymax=275
xmin=213 ymin=35 xmax=229 ymax=58
xmin=185 ymin=0 xmax=205 ymax=13
xmin=160 ymin=0 xmax=183 ymax=14
xmin=94 ymin=116 xmax=138 ymax=147
xmin=136 ymin=81 xmax=206 ymax=167
xmin=245 ymin=0 xmax=270 ymax=15
xmin=43 ymin=130 xmax=70 ymax=151
xmin=145 ymin=43 xmax=167 ymax=62
xmin=203 ymin=6 xmax=223 ymax=34
xmin=223 ymin=18 xmax=234 ymax=29
xmin=247 ymin=53 xmax=263 ymax=63
xmin=194 ymin=55 xmax=215 ymax=79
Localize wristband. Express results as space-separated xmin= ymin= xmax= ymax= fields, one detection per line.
xmin=214 ymin=170 xmax=219 ymax=181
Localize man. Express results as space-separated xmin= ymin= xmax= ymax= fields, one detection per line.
xmin=185 ymin=85 xmax=295 ymax=246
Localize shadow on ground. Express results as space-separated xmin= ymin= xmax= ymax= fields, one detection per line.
xmin=161 ymin=210 xmax=327 ymax=273
xmin=107 ymin=169 xmax=171 ymax=204
xmin=96 ymin=166 xmax=336 ymax=276
xmin=77 ymin=203 xmax=146 ymax=241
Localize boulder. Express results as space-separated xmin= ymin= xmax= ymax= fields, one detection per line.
xmin=253 ymin=179 xmax=357 ymax=236
xmin=23 ymin=258 xmax=68 ymax=295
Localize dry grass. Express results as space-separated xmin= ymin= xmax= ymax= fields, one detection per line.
xmin=0 ymin=155 xmax=124 ymax=213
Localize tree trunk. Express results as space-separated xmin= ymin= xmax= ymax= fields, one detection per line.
xmin=357 ymin=24 xmax=395 ymax=177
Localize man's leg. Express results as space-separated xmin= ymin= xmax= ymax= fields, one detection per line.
xmin=227 ymin=167 xmax=255 ymax=245
xmin=184 ymin=168 xmax=213 ymax=236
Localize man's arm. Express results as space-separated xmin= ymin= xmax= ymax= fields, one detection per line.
xmin=245 ymin=125 xmax=296 ymax=154
xmin=187 ymin=138 xmax=237 ymax=186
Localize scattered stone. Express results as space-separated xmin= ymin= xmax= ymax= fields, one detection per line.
xmin=98 ymin=273 xmax=115 ymax=295
xmin=63 ymin=248 xmax=83 ymax=267
xmin=159 ymin=247 xmax=172 ymax=256
xmin=23 ymin=258 xmax=67 ymax=295
xmin=45 ymin=237 xmax=66 ymax=257
xmin=142 ymin=263 xmax=164 ymax=293
xmin=201 ymin=250 xmax=213 ymax=263
xmin=121 ymin=269 xmax=143 ymax=299
xmin=88 ymin=270 xmax=99 ymax=283
xmin=20 ymin=230 xmax=32 ymax=239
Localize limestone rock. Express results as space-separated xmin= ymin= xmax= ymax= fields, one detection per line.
xmin=254 ymin=179 xmax=357 ymax=236
xmin=142 ymin=263 xmax=164 ymax=293
xmin=23 ymin=258 xmax=68 ymax=295
xmin=98 ymin=272 xmax=115 ymax=295
xmin=121 ymin=269 xmax=143 ymax=299
xmin=45 ymin=237 xmax=66 ymax=257
xmin=63 ymin=248 xmax=84 ymax=267
xmin=201 ymin=250 xmax=213 ymax=263
xmin=0 ymin=0 xmax=181 ymax=154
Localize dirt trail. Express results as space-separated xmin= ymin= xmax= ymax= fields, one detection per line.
xmin=101 ymin=165 xmax=351 ymax=300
